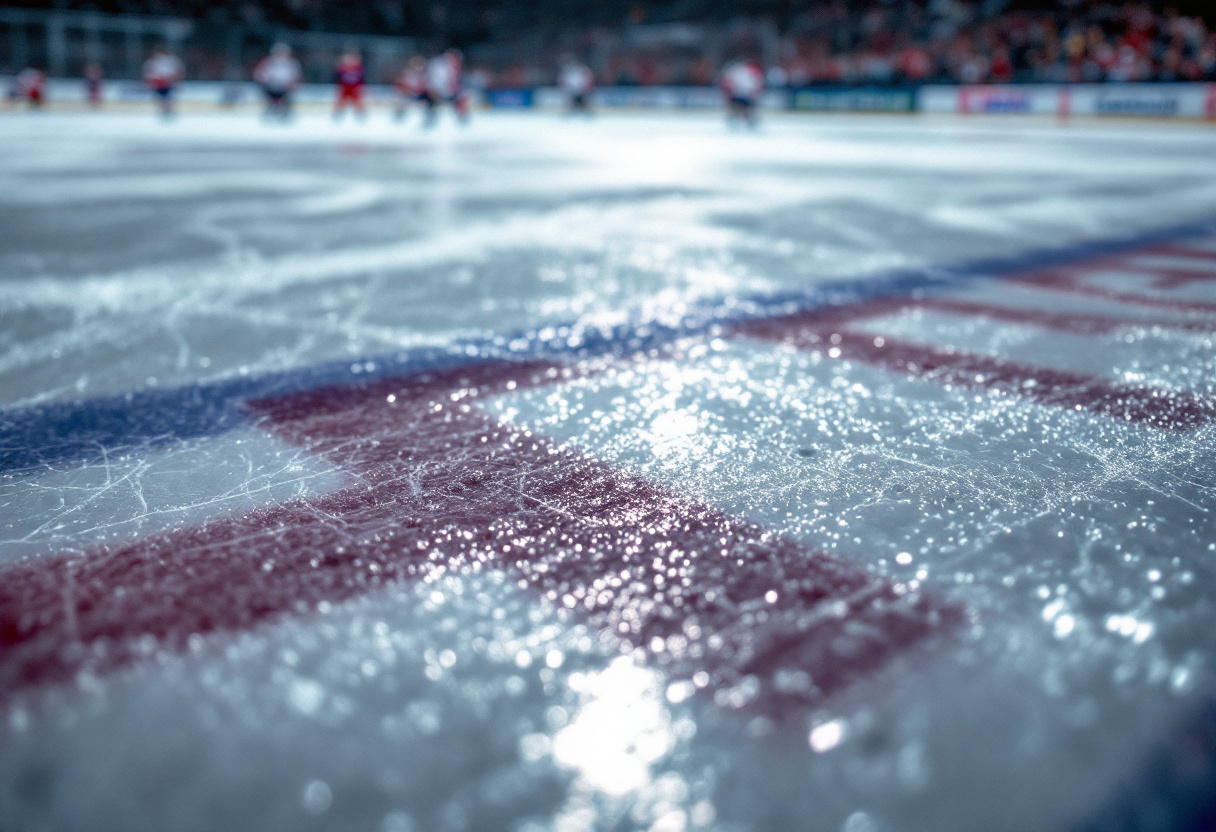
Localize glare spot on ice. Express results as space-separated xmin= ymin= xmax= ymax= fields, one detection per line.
xmin=810 ymin=719 xmax=846 ymax=753
xmin=1052 ymin=615 xmax=1076 ymax=639
xmin=645 ymin=410 xmax=703 ymax=459
xmin=552 ymin=657 xmax=675 ymax=796
xmin=1105 ymin=615 xmax=1154 ymax=644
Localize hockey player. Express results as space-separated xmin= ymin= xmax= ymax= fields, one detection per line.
xmin=392 ymin=56 xmax=428 ymax=122
xmin=333 ymin=49 xmax=367 ymax=121
xmin=559 ymin=57 xmax=595 ymax=115
xmin=719 ymin=58 xmax=765 ymax=128
xmin=84 ymin=62 xmax=104 ymax=109
xmin=15 ymin=66 xmax=46 ymax=109
xmin=254 ymin=43 xmax=302 ymax=121
xmin=144 ymin=46 xmax=184 ymax=118
xmin=424 ymin=49 xmax=468 ymax=125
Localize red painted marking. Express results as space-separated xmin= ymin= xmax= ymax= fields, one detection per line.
xmin=1144 ymin=270 xmax=1216 ymax=291
xmin=1011 ymin=267 xmax=1216 ymax=314
xmin=1098 ymin=247 xmax=1216 ymax=290
xmin=741 ymin=296 xmax=1214 ymax=338
xmin=0 ymin=360 xmax=959 ymax=710
xmin=915 ymin=297 xmax=1216 ymax=335
xmin=733 ymin=313 xmax=1216 ymax=431
xmin=1124 ymin=260 xmax=1216 ymax=291
xmin=1145 ymin=243 xmax=1216 ymax=263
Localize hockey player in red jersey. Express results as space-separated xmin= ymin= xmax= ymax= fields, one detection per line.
xmin=254 ymin=44 xmax=302 ymax=121
xmin=719 ymin=58 xmax=765 ymax=128
xmin=393 ymin=56 xmax=428 ymax=122
xmin=333 ymin=49 xmax=367 ymax=121
xmin=424 ymin=49 xmax=469 ymax=126
xmin=16 ymin=66 xmax=46 ymax=109
xmin=144 ymin=46 xmax=184 ymax=118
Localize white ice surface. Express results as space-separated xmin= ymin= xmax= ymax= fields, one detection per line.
xmin=0 ymin=428 xmax=347 ymax=564
xmin=1 ymin=110 xmax=1216 ymax=832
xmin=3 ymin=111 xmax=1216 ymax=406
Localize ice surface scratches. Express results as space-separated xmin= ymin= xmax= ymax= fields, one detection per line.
xmin=0 ymin=360 xmax=959 ymax=707
xmin=0 ymin=429 xmax=345 ymax=563
xmin=3 ymin=115 xmax=1216 ymax=407
xmin=1 ymin=113 xmax=1216 ymax=832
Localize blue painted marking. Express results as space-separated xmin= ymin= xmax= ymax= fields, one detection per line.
xmin=3 ymin=216 xmax=1215 ymax=475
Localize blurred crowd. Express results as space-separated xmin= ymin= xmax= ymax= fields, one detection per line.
xmin=773 ymin=1 xmax=1216 ymax=86
xmin=4 ymin=1 xmax=1215 ymax=88
xmin=473 ymin=3 xmax=1216 ymax=89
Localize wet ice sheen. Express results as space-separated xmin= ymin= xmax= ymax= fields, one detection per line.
xmin=0 ymin=111 xmax=1215 ymax=832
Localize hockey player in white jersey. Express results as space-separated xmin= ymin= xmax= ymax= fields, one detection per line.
xmin=719 ymin=58 xmax=765 ymax=128
xmin=254 ymin=43 xmax=302 ymax=121
xmin=143 ymin=46 xmax=185 ymax=119
xmin=393 ymin=56 xmax=428 ymax=122
xmin=424 ymin=49 xmax=469 ymax=126
xmin=559 ymin=57 xmax=595 ymax=115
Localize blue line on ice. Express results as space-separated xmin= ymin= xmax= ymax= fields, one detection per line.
xmin=2 ymin=215 xmax=1214 ymax=474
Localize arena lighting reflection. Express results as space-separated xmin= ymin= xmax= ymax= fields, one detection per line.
xmin=645 ymin=409 xmax=703 ymax=459
xmin=552 ymin=657 xmax=676 ymax=796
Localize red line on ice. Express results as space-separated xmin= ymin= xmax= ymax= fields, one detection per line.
xmin=828 ymin=296 xmax=1216 ymax=336
xmin=0 ymin=360 xmax=958 ymax=709
xmin=1011 ymin=266 xmax=1216 ymax=313
xmin=1143 ymin=242 xmax=1216 ymax=262
xmin=915 ymin=297 xmax=1216 ymax=334
xmin=732 ymin=312 xmax=1216 ymax=431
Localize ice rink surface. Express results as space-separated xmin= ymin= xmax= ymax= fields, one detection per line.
xmin=1 ymin=108 xmax=1216 ymax=832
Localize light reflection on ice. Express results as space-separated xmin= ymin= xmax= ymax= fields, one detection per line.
xmin=809 ymin=718 xmax=846 ymax=753
xmin=1106 ymin=614 xmax=1155 ymax=644
xmin=644 ymin=410 xmax=703 ymax=460
xmin=552 ymin=657 xmax=674 ymax=796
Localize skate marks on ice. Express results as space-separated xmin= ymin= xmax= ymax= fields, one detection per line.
xmin=0 ymin=355 xmax=960 ymax=710
xmin=8 ymin=115 xmax=1216 ymax=419
xmin=0 ymin=222 xmax=1215 ymax=830
xmin=2 ymin=223 xmax=1216 ymax=698
xmin=4 ymin=213 xmax=1215 ymax=474
xmin=7 ymin=218 xmax=1216 ymax=695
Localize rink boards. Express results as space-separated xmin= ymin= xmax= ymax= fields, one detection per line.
xmin=14 ymin=78 xmax=1216 ymax=119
